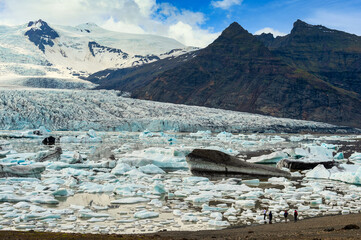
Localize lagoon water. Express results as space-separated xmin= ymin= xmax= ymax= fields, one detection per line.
xmin=1 ymin=129 xmax=361 ymax=234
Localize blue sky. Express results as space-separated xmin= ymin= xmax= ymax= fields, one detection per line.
xmin=158 ymin=0 xmax=361 ymax=35
xmin=0 ymin=0 xmax=360 ymax=47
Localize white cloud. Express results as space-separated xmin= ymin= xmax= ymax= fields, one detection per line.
xmin=211 ymin=0 xmax=242 ymax=10
xmin=0 ymin=0 xmax=219 ymax=47
xmin=168 ymin=21 xmax=220 ymax=47
xmin=254 ymin=27 xmax=286 ymax=37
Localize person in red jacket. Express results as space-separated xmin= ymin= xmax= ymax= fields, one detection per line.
xmin=294 ymin=210 xmax=298 ymax=222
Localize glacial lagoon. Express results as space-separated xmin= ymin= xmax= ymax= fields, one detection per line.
xmin=1 ymin=129 xmax=361 ymax=234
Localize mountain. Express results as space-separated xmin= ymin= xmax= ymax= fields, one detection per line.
xmin=0 ymin=19 xmax=196 ymax=88
xmin=256 ymin=20 xmax=361 ymax=95
xmin=87 ymin=50 xmax=199 ymax=92
xmin=90 ymin=21 xmax=361 ymax=128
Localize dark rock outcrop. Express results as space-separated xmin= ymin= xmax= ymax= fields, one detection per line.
xmin=277 ymin=159 xmax=338 ymax=171
xmin=25 ymin=19 xmax=59 ymax=53
xmin=186 ymin=149 xmax=291 ymax=177
xmin=42 ymin=136 xmax=56 ymax=145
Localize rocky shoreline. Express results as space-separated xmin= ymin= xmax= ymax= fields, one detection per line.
xmin=1 ymin=213 xmax=361 ymax=239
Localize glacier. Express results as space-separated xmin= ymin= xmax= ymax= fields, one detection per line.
xmin=0 ymin=20 xmax=197 ymax=89
xmin=0 ymin=89 xmax=354 ymax=133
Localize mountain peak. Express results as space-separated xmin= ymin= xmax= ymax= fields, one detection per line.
xmin=291 ymin=19 xmax=314 ymax=33
xmin=222 ymin=22 xmax=247 ymax=34
xmin=215 ymin=22 xmax=252 ymax=42
xmin=27 ymin=19 xmax=48 ymax=29
xmin=293 ymin=19 xmax=309 ymax=27
xmin=25 ymin=19 xmax=59 ymax=53
xmin=77 ymin=22 xmax=100 ymax=29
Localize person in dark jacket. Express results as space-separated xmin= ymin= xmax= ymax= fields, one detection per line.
xmin=284 ymin=210 xmax=288 ymax=222
xmin=294 ymin=210 xmax=298 ymax=222
xmin=269 ymin=211 xmax=273 ymax=224
xmin=263 ymin=209 xmax=267 ymax=221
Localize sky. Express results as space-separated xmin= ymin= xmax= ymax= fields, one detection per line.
xmin=0 ymin=0 xmax=360 ymax=47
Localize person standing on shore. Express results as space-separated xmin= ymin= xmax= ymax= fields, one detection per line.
xmin=284 ymin=210 xmax=288 ymax=222
xmin=263 ymin=209 xmax=267 ymax=221
xmin=269 ymin=211 xmax=273 ymax=224
xmin=294 ymin=210 xmax=298 ymax=222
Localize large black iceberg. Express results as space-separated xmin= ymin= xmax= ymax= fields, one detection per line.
xmin=186 ymin=149 xmax=291 ymax=178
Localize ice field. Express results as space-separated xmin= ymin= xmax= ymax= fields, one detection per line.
xmin=0 ymin=89 xmax=354 ymax=133
xmin=1 ymin=129 xmax=361 ymax=234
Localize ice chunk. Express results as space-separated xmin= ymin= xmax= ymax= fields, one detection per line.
xmin=52 ymin=188 xmax=73 ymax=197
xmin=210 ymin=212 xmax=223 ymax=221
xmin=248 ymin=151 xmax=288 ymax=164
xmin=235 ymin=200 xmax=256 ymax=208
xmin=331 ymin=166 xmax=361 ymax=185
xmin=208 ymin=220 xmax=230 ymax=227
xmin=334 ymin=152 xmax=344 ymax=160
xmin=134 ymin=210 xmax=159 ymax=219
xmin=190 ymin=130 xmax=211 ymax=138
xmin=111 ymin=163 xmax=133 ymax=175
xmin=30 ymin=196 xmax=59 ymax=205
xmin=305 ymin=164 xmax=330 ymax=179
xmin=153 ymin=183 xmax=167 ymax=195
xmin=349 ymin=152 xmax=361 ymax=162
xmin=139 ymin=164 xmax=165 ymax=174
xmin=181 ymin=213 xmax=198 ymax=222
xmin=111 ymin=197 xmax=150 ymax=204
xmin=183 ymin=176 xmax=209 ymax=184
xmin=289 ymin=136 xmax=303 ymax=142
xmin=79 ymin=210 xmax=110 ymax=218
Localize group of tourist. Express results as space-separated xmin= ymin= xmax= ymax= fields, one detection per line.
xmin=263 ymin=209 xmax=298 ymax=224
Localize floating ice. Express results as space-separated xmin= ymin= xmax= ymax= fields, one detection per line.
xmin=183 ymin=176 xmax=209 ymax=184
xmin=111 ymin=197 xmax=150 ymax=204
xmin=79 ymin=210 xmax=110 ymax=218
xmin=305 ymin=165 xmax=330 ymax=179
xmin=235 ymin=200 xmax=256 ymax=208
xmin=111 ymin=163 xmax=133 ymax=175
xmin=134 ymin=210 xmax=159 ymax=219
xmin=208 ymin=220 xmax=230 ymax=227
xmin=139 ymin=164 xmax=165 ymax=174
xmin=248 ymin=151 xmax=288 ymax=164
xmin=334 ymin=152 xmax=344 ymax=160
xmin=30 ymin=196 xmax=59 ymax=205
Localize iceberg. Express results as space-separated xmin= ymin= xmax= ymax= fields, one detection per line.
xmin=0 ymin=164 xmax=45 ymax=178
xmin=208 ymin=220 xmax=230 ymax=227
xmin=134 ymin=210 xmax=159 ymax=219
xmin=248 ymin=151 xmax=288 ymax=164
xmin=305 ymin=165 xmax=330 ymax=179
xmin=139 ymin=164 xmax=165 ymax=174
xmin=110 ymin=197 xmax=150 ymax=204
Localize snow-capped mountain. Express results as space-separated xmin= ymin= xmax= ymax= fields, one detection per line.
xmin=0 ymin=19 xmax=197 ymax=88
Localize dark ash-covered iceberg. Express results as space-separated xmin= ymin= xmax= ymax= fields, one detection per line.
xmin=186 ymin=149 xmax=291 ymax=178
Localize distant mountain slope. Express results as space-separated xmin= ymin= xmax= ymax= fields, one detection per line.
xmin=256 ymin=20 xmax=361 ymax=95
xmin=0 ymin=19 xmax=196 ymax=88
xmin=87 ymin=50 xmax=199 ymax=92
xmin=91 ymin=21 xmax=361 ymax=128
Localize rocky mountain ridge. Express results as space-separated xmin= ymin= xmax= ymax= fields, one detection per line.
xmin=89 ymin=20 xmax=361 ymax=128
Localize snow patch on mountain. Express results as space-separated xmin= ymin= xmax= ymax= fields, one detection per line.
xmin=0 ymin=20 xmax=197 ymax=89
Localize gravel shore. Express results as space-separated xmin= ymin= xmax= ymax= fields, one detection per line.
xmin=1 ymin=213 xmax=361 ymax=240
